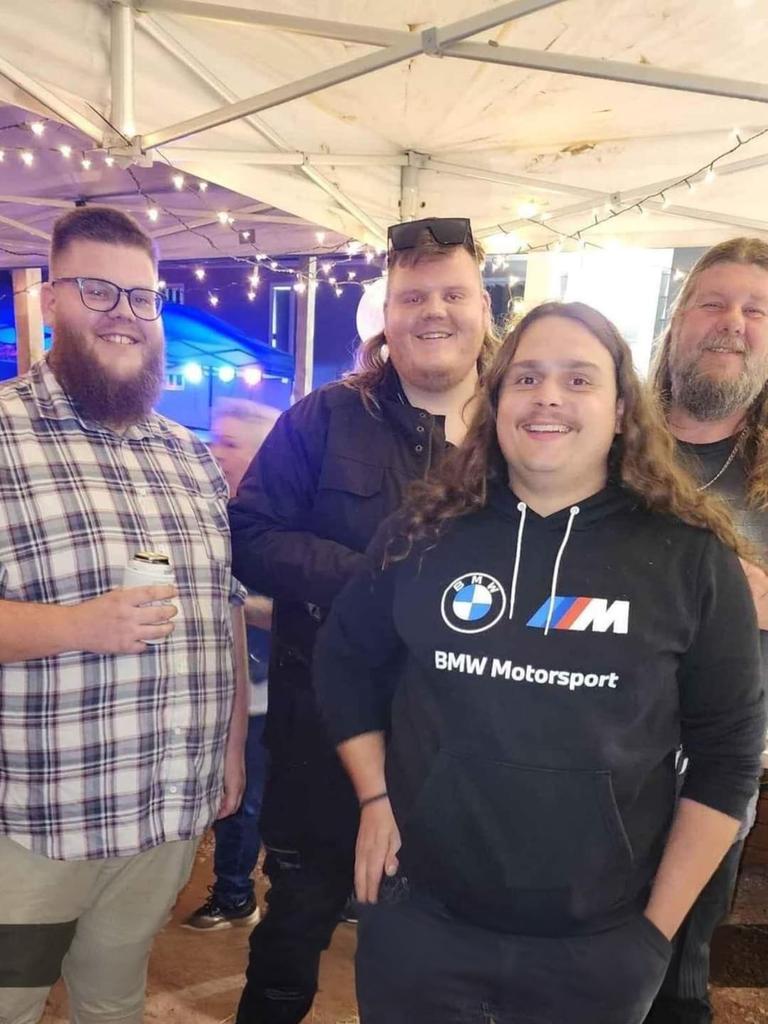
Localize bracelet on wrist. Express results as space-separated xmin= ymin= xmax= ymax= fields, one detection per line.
xmin=359 ymin=791 xmax=388 ymax=809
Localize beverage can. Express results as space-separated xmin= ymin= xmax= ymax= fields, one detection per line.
xmin=123 ymin=551 xmax=175 ymax=644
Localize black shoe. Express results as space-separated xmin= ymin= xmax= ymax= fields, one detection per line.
xmin=340 ymin=894 xmax=359 ymax=925
xmin=182 ymin=888 xmax=260 ymax=931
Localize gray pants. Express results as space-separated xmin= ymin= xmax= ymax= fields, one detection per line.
xmin=0 ymin=835 xmax=198 ymax=1024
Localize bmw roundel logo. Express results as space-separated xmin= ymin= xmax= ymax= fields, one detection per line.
xmin=441 ymin=572 xmax=507 ymax=634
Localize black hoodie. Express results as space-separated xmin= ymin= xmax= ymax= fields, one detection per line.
xmin=314 ymin=484 xmax=765 ymax=936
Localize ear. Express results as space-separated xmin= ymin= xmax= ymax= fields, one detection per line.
xmin=40 ymin=281 xmax=56 ymax=328
xmin=614 ymin=397 xmax=625 ymax=435
xmin=482 ymin=289 xmax=492 ymax=327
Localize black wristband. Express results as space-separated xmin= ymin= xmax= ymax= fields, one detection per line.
xmin=359 ymin=791 xmax=388 ymax=809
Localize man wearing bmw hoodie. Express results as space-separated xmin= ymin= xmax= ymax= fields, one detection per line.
xmin=314 ymin=302 xmax=765 ymax=1024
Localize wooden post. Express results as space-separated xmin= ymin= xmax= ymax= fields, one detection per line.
xmin=12 ymin=268 xmax=44 ymax=374
xmin=291 ymin=256 xmax=317 ymax=403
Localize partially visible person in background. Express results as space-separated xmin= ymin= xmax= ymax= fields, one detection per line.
xmin=229 ymin=217 xmax=498 ymax=1024
xmin=184 ymin=398 xmax=278 ymax=931
xmin=645 ymin=237 xmax=768 ymax=1024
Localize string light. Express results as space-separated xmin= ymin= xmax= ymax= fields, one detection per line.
xmin=81 ymin=157 xmax=92 ymax=170
xmin=59 ymin=144 xmax=72 ymax=159
xmin=293 ymin=280 xmax=307 ymax=294
xmin=315 ymin=231 xmax=326 ymax=244
xmin=247 ymin=290 xmax=256 ymax=301
xmin=347 ymin=270 xmax=356 ymax=280
xmin=243 ymin=365 xmax=263 ymax=387
xmin=172 ymin=173 xmax=185 ymax=190
xmin=517 ymin=201 xmax=538 ymax=219
xmin=248 ymin=271 xmax=260 ymax=287
xmin=217 ymin=211 xmax=229 ymax=225
xmin=194 ymin=267 xmax=206 ymax=281
xmin=198 ymin=181 xmax=208 ymax=192
xmin=705 ymin=167 xmax=717 ymax=185
xmin=0 ymin=150 xmax=5 ymax=162
xmin=147 ymin=206 xmax=159 ymax=222
xmin=218 ymin=365 xmax=236 ymax=383
xmin=104 ymin=155 xmax=115 ymax=167
xmin=209 ymin=293 xmax=219 ymax=307
xmin=182 ymin=361 xmax=204 ymax=385
xmin=334 ymin=287 xmax=343 ymax=297
xmin=20 ymin=151 xmax=34 ymax=166
xmin=29 ymin=121 xmax=45 ymax=137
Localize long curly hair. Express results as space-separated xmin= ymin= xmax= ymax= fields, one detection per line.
xmin=344 ymin=231 xmax=500 ymax=409
xmin=651 ymin=237 xmax=768 ymax=509
xmin=389 ymin=301 xmax=754 ymax=563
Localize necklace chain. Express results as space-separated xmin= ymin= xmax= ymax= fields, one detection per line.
xmin=696 ymin=429 xmax=747 ymax=492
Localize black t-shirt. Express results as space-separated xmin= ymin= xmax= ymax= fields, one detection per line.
xmin=677 ymin=435 xmax=768 ymax=557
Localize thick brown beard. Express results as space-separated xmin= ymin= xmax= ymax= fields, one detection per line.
xmin=48 ymin=321 xmax=165 ymax=428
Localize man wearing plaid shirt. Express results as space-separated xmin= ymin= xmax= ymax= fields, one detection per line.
xmin=0 ymin=206 xmax=249 ymax=1024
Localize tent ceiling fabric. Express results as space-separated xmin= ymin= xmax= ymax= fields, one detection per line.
xmin=0 ymin=0 xmax=767 ymax=260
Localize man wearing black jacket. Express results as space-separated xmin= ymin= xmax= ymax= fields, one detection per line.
xmin=646 ymin=237 xmax=768 ymax=1024
xmin=229 ymin=218 xmax=498 ymax=1024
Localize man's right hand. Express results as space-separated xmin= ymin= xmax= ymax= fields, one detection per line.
xmin=72 ymin=586 xmax=179 ymax=654
xmin=354 ymin=797 xmax=401 ymax=904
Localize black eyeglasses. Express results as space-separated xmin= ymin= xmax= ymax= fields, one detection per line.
xmin=52 ymin=277 xmax=164 ymax=321
xmin=387 ymin=217 xmax=475 ymax=254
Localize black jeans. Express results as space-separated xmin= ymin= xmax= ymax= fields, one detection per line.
xmin=356 ymin=880 xmax=673 ymax=1024
xmin=235 ymin=757 xmax=358 ymax=1024
xmin=643 ymin=840 xmax=744 ymax=1024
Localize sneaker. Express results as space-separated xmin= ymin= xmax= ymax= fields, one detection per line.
xmin=339 ymin=894 xmax=359 ymax=925
xmin=182 ymin=888 xmax=260 ymax=931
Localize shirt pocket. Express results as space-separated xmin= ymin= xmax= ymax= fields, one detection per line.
xmin=313 ymin=457 xmax=385 ymax=549
xmin=181 ymin=491 xmax=231 ymax=565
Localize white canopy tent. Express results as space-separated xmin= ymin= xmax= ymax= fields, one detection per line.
xmin=0 ymin=0 xmax=766 ymax=261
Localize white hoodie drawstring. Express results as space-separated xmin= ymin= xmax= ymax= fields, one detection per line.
xmin=543 ymin=505 xmax=580 ymax=636
xmin=508 ymin=501 xmax=527 ymax=620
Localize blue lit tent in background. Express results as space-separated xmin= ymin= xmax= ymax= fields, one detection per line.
xmin=0 ymin=298 xmax=294 ymax=434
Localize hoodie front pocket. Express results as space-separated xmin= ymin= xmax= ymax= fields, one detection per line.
xmin=401 ymin=751 xmax=634 ymax=933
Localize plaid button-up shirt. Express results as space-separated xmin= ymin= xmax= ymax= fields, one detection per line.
xmin=0 ymin=360 xmax=245 ymax=860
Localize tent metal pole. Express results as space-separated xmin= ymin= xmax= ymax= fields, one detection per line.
xmin=0 ymin=55 xmax=104 ymax=142
xmin=135 ymin=0 xmax=565 ymax=47
xmin=292 ymin=255 xmax=317 ymax=403
xmin=139 ymin=1 xmax=566 ymax=149
xmin=427 ymin=158 xmax=603 ymax=200
xmin=445 ymin=42 xmax=768 ymax=105
xmin=111 ymin=2 xmax=137 ymax=138
xmin=137 ymin=13 xmax=386 ymax=241
xmin=161 ymin=149 xmax=408 ymax=166
xmin=12 ymin=268 xmax=44 ymax=375
xmin=0 ymin=214 xmax=51 ymax=240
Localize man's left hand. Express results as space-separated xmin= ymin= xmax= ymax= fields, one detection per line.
xmin=739 ymin=559 xmax=768 ymax=630
xmin=217 ymin=748 xmax=246 ymax=819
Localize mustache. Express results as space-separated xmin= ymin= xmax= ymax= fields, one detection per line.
xmin=695 ymin=332 xmax=747 ymax=355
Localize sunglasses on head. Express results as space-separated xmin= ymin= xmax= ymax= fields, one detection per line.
xmin=387 ymin=217 xmax=475 ymax=254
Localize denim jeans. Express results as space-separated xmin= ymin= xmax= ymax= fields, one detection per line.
xmin=211 ymin=713 xmax=268 ymax=905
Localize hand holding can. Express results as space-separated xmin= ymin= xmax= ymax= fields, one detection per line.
xmin=123 ymin=552 xmax=177 ymax=644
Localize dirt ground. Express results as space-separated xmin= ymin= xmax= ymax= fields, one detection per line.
xmin=40 ymin=834 xmax=768 ymax=1024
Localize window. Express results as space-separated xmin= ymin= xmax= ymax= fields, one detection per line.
xmin=162 ymin=282 xmax=185 ymax=305
xmin=270 ymin=284 xmax=296 ymax=352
